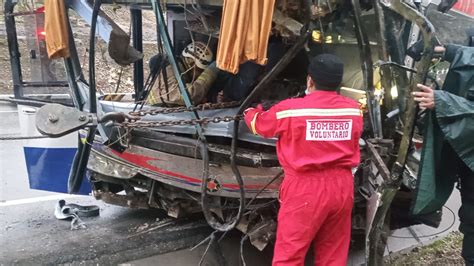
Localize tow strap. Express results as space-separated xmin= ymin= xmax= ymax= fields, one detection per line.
xmin=54 ymin=200 xmax=100 ymax=230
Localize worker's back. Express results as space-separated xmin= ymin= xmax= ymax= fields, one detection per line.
xmin=246 ymin=90 xmax=363 ymax=177
xmin=276 ymin=90 xmax=363 ymax=176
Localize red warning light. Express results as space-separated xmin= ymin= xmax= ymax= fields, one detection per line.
xmin=36 ymin=28 xmax=45 ymax=35
xmin=36 ymin=6 xmax=45 ymax=13
xmin=36 ymin=27 xmax=46 ymax=40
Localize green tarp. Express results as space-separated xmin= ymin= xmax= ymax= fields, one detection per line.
xmin=412 ymin=45 xmax=474 ymax=215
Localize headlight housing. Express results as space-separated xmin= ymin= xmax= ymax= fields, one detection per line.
xmin=88 ymin=151 xmax=138 ymax=179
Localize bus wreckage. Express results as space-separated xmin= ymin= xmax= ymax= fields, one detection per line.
xmin=4 ymin=0 xmax=474 ymax=264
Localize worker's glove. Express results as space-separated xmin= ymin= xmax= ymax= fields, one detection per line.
xmin=260 ymin=100 xmax=280 ymax=111
xmin=406 ymin=40 xmax=424 ymax=62
xmin=407 ymin=41 xmax=445 ymax=62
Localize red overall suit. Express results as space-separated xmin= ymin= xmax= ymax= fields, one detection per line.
xmin=244 ymin=90 xmax=363 ymax=266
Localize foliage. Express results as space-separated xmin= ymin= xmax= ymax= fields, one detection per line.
xmin=385 ymin=232 xmax=464 ymax=265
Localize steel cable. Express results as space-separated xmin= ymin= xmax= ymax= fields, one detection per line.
xmin=0 ymin=135 xmax=49 ymax=140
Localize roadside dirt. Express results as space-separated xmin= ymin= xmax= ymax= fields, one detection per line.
xmin=0 ymin=12 xmax=12 ymax=94
xmin=385 ymin=232 xmax=464 ymax=265
xmin=0 ymin=47 xmax=12 ymax=93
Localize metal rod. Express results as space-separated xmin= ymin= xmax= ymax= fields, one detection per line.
xmin=4 ymin=0 xmax=24 ymax=99
xmin=6 ymin=9 xmax=45 ymax=17
xmin=148 ymin=180 xmax=157 ymax=205
xmin=88 ymin=0 xmax=100 ymax=114
xmin=21 ymin=81 xmax=69 ymax=87
xmin=351 ymin=0 xmax=382 ymax=139
xmin=372 ymin=0 xmax=389 ymax=61
xmin=132 ymin=8 xmax=144 ymax=100
xmin=64 ymin=6 xmax=87 ymax=110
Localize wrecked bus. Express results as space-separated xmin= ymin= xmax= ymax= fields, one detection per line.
xmin=4 ymin=0 xmax=474 ymax=264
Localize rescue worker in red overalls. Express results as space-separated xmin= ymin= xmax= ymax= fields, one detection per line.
xmin=244 ymin=54 xmax=363 ymax=266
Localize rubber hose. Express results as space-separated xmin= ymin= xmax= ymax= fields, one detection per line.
xmin=199 ymin=140 xmax=246 ymax=232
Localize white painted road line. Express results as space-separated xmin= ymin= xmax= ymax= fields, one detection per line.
xmin=0 ymin=194 xmax=88 ymax=207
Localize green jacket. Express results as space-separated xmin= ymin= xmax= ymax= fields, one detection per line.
xmin=412 ymin=45 xmax=474 ymax=215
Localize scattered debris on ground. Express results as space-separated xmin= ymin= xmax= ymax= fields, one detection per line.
xmin=385 ymin=232 xmax=464 ymax=265
xmin=54 ymin=200 xmax=100 ymax=230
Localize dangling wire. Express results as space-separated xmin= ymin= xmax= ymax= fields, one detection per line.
xmin=133 ymin=16 xmax=168 ymax=111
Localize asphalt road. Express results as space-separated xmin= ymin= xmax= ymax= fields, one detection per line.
xmin=0 ymin=100 xmax=462 ymax=265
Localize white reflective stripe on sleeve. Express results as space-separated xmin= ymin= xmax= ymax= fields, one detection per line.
xmin=276 ymin=108 xmax=362 ymax=119
xmin=250 ymin=112 xmax=259 ymax=135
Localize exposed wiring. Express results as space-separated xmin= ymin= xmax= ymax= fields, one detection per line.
xmin=113 ymin=67 xmax=124 ymax=93
xmin=199 ymin=140 xmax=245 ymax=232
xmin=182 ymin=1 xmax=213 ymax=84
xmin=190 ymin=229 xmax=217 ymax=250
xmin=388 ymin=205 xmax=457 ymax=239
xmin=177 ymin=3 xmax=201 ymax=18
xmin=105 ymin=127 xmax=132 ymax=148
xmin=240 ymin=234 xmax=249 ymax=266
xmin=243 ymin=171 xmax=283 ymax=213
xmin=181 ymin=1 xmax=209 ymax=33
xmin=184 ymin=0 xmax=196 ymax=46
xmin=385 ymin=239 xmax=394 ymax=264
xmin=197 ymin=230 xmax=218 ymax=266
xmin=239 ymin=222 xmax=271 ymax=266
xmin=429 ymin=59 xmax=441 ymax=71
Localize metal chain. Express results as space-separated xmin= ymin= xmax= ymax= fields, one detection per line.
xmin=121 ymin=115 xmax=243 ymax=128
xmin=129 ymin=101 xmax=241 ymax=117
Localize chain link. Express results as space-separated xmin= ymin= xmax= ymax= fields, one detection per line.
xmin=129 ymin=101 xmax=241 ymax=117
xmin=122 ymin=101 xmax=244 ymax=128
xmin=121 ymin=115 xmax=243 ymax=128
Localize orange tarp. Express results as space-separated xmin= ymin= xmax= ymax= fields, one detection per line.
xmin=45 ymin=0 xmax=70 ymax=59
xmin=216 ymin=0 xmax=275 ymax=74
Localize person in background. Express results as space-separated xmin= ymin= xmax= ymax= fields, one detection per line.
xmin=413 ymin=44 xmax=474 ymax=266
xmin=147 ymin=41 xmax=218 ymax=106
